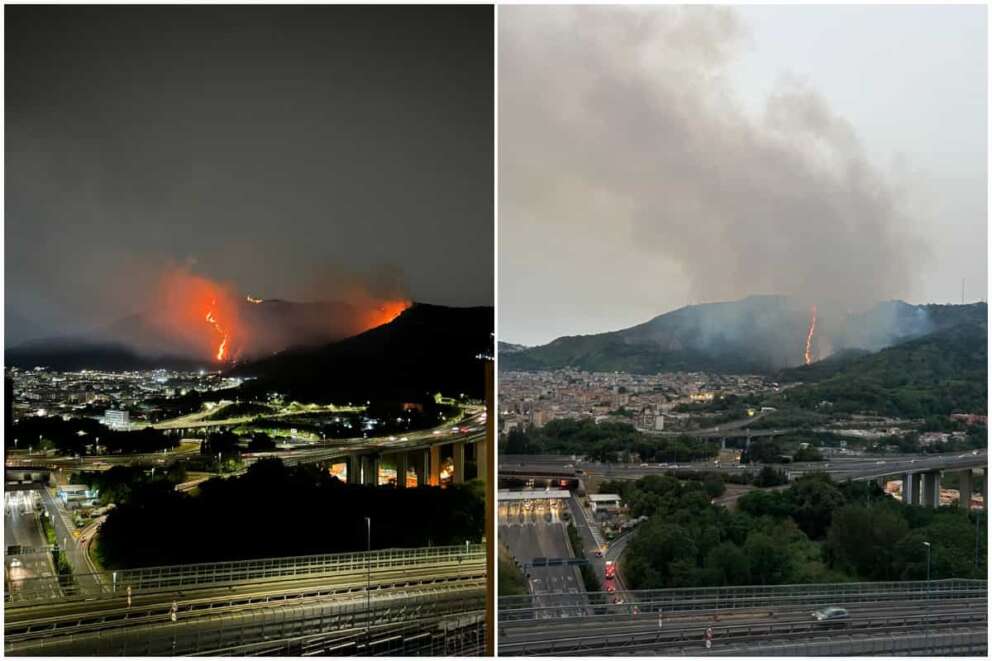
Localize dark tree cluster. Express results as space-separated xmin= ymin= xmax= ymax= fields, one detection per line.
xmin=75 ymin=463 xmax=187 ymax=506
xmin=503 ymin=419 xmax=718 ymax=463
xmin=617 ymin=472 xmax=985 ymax=590
xmin=95 ymin=459 xmax=484 ymax=569
xmin=5 ymin=416 xmax=177 ymax=455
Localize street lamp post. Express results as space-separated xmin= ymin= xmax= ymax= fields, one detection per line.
xmin=923 ymin=541 xmax=932 ymax=653
xmin=365 ymin=516 xmax=372 ymax=639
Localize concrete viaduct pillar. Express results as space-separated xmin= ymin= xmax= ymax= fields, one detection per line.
xmin=361 ymin=455 xmax=379 ymax=486
xmin=429 ymin=446 xmax=441 ymax=486
xmin=958 ymin=470 xmax=973 ymax=510
xmin=412 ymin=449 xmax=429 ymax=487
xmin=393 ymin=452 xmax=409 ymax=488
xmin=476 ymin=439 xmax=486 ymax=484
xmin=453 ymin=442 xmax=466 ymax=484
xmin=903 ymin=473 xmax=919 ymax=505
xmin=344 ymin=456 xmax=360 ymax=484
xmin=922 ymin=471 xmax=941 ymax=508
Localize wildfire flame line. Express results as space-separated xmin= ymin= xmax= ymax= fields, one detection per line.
xmin=803 ymin=305 xmax=817 ymax=365
xmin=205 ymin=301 xmax=229 ymax=362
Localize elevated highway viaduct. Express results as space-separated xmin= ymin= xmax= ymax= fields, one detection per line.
xmin=500 ymin=450 xmax=987 ymax=509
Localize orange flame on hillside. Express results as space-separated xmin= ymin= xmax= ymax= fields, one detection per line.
xmin=364 ymin=299 xmax=411 ymax=329
xmin=803 ymin=305 xmax=817 ymax=365
xmin=152 ymin=267 xmax=242 ymax=363
xmin=205 ymin=302 xmax=230 ymax=361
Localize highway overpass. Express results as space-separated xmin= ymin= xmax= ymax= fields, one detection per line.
xmin=498 ymin=579 xmax=987 ymax=655
xmin=5 ymin=544 xmax=485 ymax=656
xmin=500 ymin=451 xmax=988 ymax=509
xmin=6 ymin=408 xmax=488 ymax=489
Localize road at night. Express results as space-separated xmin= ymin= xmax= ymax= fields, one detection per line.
xmin=5 ymin=546 xmax=486 ymax=656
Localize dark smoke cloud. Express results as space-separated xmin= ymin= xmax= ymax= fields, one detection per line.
xmin=500 ymin=6 xmax=931 ymax=343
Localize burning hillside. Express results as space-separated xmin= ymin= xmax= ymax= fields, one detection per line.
xmin=104 ymin=267 xmax=410 ymax=364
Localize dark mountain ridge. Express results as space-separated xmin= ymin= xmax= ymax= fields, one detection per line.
xmin=233 ymin=303 xmax=493 ymax=403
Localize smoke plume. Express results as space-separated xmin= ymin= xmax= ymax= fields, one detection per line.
xmin=500 ymin=7 xmax=929 ymax=331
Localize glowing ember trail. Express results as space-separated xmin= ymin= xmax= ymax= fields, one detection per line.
xmin=205 ymin=301 xmax=230 ymax=362
xmin=803 ymin=305 xmax=817 ymax=365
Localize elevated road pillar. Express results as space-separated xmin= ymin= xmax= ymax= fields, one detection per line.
xmin=957 ymin=469 xmax=973 ymax=509
xmin=346 ymin=456 xmax=360 ymax=485
xmin=430 ymin=446 xmax=441 ymax=486
xmin=903 ymin=473 xmax=919 ymax=505
xmin=413 ymin=449 xmax=429 ymax=487
xmin=453 ymin=442 xmax=466 ymax=484
xmin=922 ymin=471 xmax=941 ymax=508
xmin=476 ymin=439 xmax=486 ymax=483
xmin=361 ymin=455 xmax=379 ymax=486
xmin=394 ymin=452 xmax=409 ymax=488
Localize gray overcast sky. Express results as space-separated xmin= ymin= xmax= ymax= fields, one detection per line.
xmin=499 ymin=4 xmax=987 ymax=347
xmin=5 ymin=5 xmax=493 ymax=345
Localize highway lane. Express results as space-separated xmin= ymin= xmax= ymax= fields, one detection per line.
xmin=501 ymin=449 xmax=987 ymax=483
xmin=7 ymin=574 xmax=486 ymax=656
xmin=35 ymin=488 xmax=106 ymax=597
xmin=7 ymin=549 xmax=487 ymax=657
xmin=499 ymin=579 xmax=986 ymax=617
xmin=7 ymin=408 xmax=485 ymax=476
xmin=499 ymin=597 xmax=987 ymax=655
xmin=6 ymin=561 xmax=485 ymax=631
xmin=4 ymin=492 xmax=60 ymax=601
xmin=8 ymin=544 xmax=484 ymax=606
xmin=499 ymin=523 xmax=585 ymax=618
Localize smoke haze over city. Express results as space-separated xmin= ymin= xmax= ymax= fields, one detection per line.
xmin=499 ymin=5 xmax=986 ymax=346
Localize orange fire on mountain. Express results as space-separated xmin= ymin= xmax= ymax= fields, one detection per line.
xmin=803 ymin=305 xmax=817 ymax=365
xmin=204 ymin=304 xmax=229 ymax=361
xmin=144 ymin=267 xmax=410 ymax=363
xmin=363 ymin=299 xmax=411 ymax=329
xmin=151 ymin=268 xmax=242 ymax=364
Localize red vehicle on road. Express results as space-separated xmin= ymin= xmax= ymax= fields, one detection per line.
xmin=605 ymin=560 xmax=616 ymax=579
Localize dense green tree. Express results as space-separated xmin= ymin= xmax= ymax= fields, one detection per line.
xmin=745 ymin=532 xmax=794 ymax=585
xmin=826 ymin=504 xmax=909 ymax=579
xmin=787 ymin=474 xmax=846 ymax=539
xmin=704 ymin=542 xmax=750 ymax=586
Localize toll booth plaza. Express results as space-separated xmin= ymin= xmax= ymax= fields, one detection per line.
xmin=497 ymin=488 xmax=571 ymax=524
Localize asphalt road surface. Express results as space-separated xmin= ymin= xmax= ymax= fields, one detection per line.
xmin=499 ymin=522 xmax=586 ymax=618
xmin=4 ymin=492 xmax=59 ymax=601
xmin=501 ymin=449 xmax=987 ymax=483
xmin=6 ymin=552 xmax=486 ymax=656
xmin=500 ymin=594 xmax=986 ymax=655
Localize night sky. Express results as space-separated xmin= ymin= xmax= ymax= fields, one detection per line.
xmin=5 ymin=5 xmax=494 ymax=346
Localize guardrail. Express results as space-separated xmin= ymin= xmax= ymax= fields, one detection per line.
xmin=7 ymin=580 xmax=487 ymax=656
xmin=500 ymin=607 xmax=987 ymax=655
xmin=706 ymin=629 xmax=987 ymax=657
xmin=499 ymin=579 xmax=987 ymax=620
xmin=6 ymin=544 xmax=484 ymax=604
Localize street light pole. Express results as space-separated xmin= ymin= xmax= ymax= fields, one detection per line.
xmin=365 ymin=516 xmax=372 ymax=639
xmin=923 ymin=541 xmax=932 ymax=654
